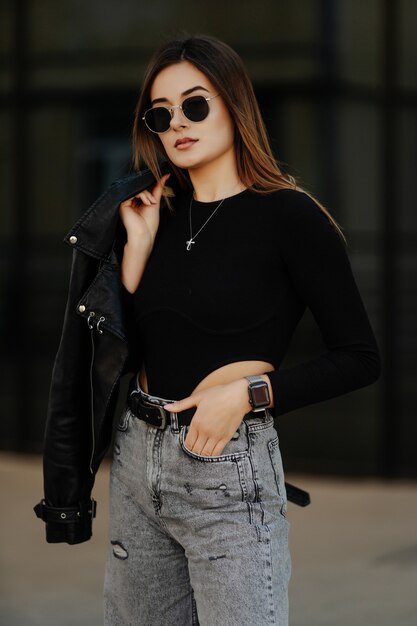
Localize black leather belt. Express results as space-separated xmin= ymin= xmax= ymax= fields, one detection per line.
xmin=127 ymin=377 xmax=310 ymax=507
xmin=129 ymin=393 xmax=196 ymax=428
xmin=128 ymin=384 xmax=196 ymax=429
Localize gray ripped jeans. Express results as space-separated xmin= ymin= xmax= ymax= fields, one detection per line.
xmin=103 ymin=384 xmax=291 ymax=626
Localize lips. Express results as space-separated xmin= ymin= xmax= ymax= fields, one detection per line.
xmin=174 ymin=137 xmax=198 ymax=148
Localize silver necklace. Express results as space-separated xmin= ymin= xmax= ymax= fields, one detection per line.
xmin=186 ymin=194 xmax=225 ymax=251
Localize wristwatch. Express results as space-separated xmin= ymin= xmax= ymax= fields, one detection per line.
xmin=245 ymin=375 xmax=270 ymax=412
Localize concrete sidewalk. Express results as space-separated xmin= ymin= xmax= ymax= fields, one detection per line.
xmin=1 ymin=452 xmax=416 ymax=625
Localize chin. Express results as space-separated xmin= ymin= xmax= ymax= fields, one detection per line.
xmin=167 ymin=154 xmax=203 ymax=170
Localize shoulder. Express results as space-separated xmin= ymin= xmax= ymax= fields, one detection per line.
xmin=250 ymin=188 xmax=336 ymax=234
xmin=269 ymin=188 xmax=330 ymax=223
xmin=249 ymin=187 xmax=321 ymax=212
xmin=256 ymin=189 xmax=347 ymax=260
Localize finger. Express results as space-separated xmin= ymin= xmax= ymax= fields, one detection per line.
xmin=184 ymin=428 xmax=198 ymax=450
xmin=152 ymin=173 xmax=171 ymax=201
xmin=135 ymin=191 xmax=155 ymax=206
xmin=164 ymin=394 xmax=196 ymax=412
xmin=186 ymin=433 xmax=209 ymax=455
xmin=133 ymin=174 xmax=170 ymax=206
xmin=159 ymin=172 xmax=171 ymax=186
xmin=210 ymin=439 xmax=229 ymax=456
xmin=199 ymin=438 xmax=221 ymax=457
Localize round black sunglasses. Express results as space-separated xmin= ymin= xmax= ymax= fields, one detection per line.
xmin=142 ymin=94 xmax=220 ymax=134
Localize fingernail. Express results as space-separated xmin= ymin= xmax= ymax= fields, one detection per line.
xmin=164 ymin=403 xmax=174 ymax=409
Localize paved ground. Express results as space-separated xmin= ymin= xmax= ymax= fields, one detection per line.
xmin=1 ymin=452 xmax=416 ymax=625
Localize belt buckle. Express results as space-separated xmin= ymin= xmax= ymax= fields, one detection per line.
xmin=141 ymin=398 xmax=168 ymax=430
xmin=155 ymin=405 xmax=168 ymax=429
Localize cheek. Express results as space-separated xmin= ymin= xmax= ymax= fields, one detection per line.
xmin=224 ymin=121 xmax=235 ymax=147
xmin=158 ymin=135 xmax=171 ymax=156
xmin=210 ymin=110 xmax=235 ymax=146
xmin=210 ymin=121 xmax=235 ymax=153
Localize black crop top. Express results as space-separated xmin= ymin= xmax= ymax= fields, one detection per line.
xmin=131 ymin=188 xmax=380 ymax=416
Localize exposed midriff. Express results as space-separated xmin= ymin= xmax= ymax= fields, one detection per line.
xmin=138 ymin=359 xmax=275 ymax=396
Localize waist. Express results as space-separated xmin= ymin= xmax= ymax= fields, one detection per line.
xmin=127 ymin=373 xmax=270 ymax=431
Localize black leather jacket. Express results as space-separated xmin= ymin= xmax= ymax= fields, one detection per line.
xmin=34 ymin=167 xmax=167 ymax=544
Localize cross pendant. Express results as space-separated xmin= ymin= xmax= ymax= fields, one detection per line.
xmin=186 ymin=238 xmax=195 ymax=251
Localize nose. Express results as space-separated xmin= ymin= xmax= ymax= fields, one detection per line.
xmin=169 ymin=105 xmax=188 ymax=130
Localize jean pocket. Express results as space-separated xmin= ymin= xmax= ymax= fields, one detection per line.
xmin=244 ymin=412 xmax=276 ymax=432
xmin=179 ymin=424 xmax=249 ymax=462
xmin=267 ymin=436 xmax=287 ymax=500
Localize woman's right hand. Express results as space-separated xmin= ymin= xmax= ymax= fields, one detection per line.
xmin=119 ymin=173 xmax=171 ymax=294
xmin=119 ymin=173 xmax=171 ymax=246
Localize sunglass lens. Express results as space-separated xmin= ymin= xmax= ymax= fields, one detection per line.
xmin=145 ymin=107 xmax=171 ymax=133
xmin=182 ymin=96 xmax=209 ymax=122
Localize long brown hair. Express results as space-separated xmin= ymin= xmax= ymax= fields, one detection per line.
xmin=132 ymin=34 xmax=346 ymax=243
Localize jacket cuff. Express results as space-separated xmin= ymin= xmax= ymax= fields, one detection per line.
xmin=34 ymin=498 xmax=97 ymax=545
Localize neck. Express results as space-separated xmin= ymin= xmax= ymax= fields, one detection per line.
xmin=188 ymin=150 xmax=245 ymax=202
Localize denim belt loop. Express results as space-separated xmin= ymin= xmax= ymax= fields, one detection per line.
xmin=169 ymin=411 xmax=179 ymax=433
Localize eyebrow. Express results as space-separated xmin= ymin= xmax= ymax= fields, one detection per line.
xmin=151 ymin=85 xmax=210 ymax=106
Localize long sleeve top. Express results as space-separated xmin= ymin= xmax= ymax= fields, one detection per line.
xmin=131 ymin=187 xmax=381 ymax=415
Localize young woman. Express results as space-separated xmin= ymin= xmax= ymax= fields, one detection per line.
xmin=34 ymin=35 xmax=381 ymax=626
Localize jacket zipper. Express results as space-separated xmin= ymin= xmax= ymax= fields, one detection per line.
xmin=87 ymin=311 xmax=106 ymax=475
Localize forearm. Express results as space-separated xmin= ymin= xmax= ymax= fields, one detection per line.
xmin=264 ymin=345 xmax=380 ymax=417
xmin=121 ymin=236 xmax=153 ymax=293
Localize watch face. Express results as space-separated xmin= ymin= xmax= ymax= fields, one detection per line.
xmin=251 ymin=383 xmax=270 ymax=407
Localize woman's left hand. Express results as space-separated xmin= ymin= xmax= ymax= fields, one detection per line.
xmin=164 ymin=379 xmax=251 ymax=456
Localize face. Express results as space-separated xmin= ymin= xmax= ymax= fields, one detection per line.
xmin=148 ymin=61 xmax=236 ymax=172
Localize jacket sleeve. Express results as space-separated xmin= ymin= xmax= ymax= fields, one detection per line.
xmin=264 ymin=190 xmax=381 ymax=416
xmin=34 ymin=248 xmax=100 ymax=544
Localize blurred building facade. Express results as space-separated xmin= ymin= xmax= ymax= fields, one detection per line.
xmin=1 ymin=0 xmax=416 ymax=476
